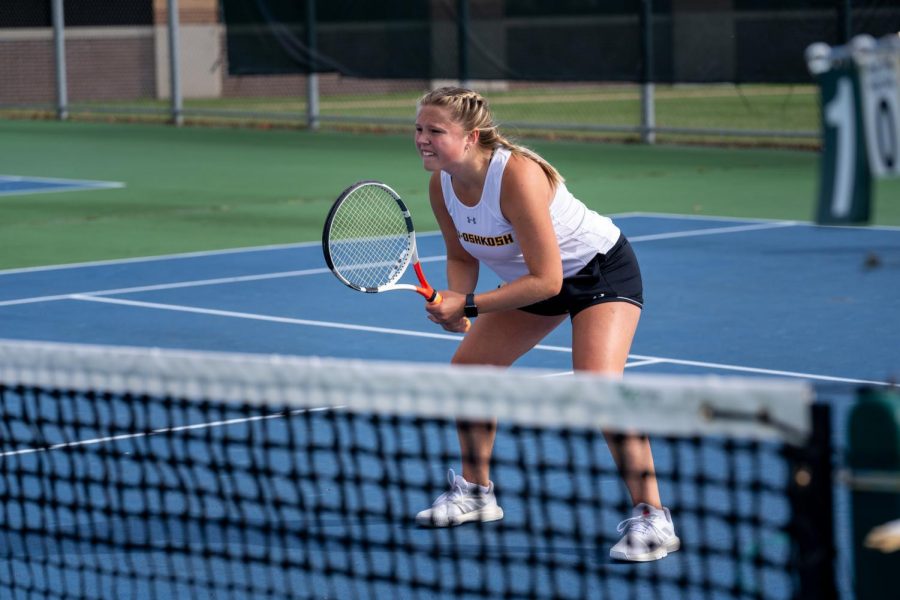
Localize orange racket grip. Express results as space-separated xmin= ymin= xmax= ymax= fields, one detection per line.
xmin=415 ymin=286 xmax=440 ymax=302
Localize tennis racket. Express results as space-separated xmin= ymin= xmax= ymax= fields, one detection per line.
xmin=323 ymin=180 xmax=470 ymax=329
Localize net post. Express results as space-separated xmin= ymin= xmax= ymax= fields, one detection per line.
xmin=791 ymin=402 xmax=838 ymax=600
xmin=847 ymin=387 xmax=900 ymax=600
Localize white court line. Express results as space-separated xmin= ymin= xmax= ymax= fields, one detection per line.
xmin=0 ymin=212 xmax=802 ymax=278
xmin=613 ymin=212 xmax=783 ymax=223
xmin=0 ymin=187 xmax=122 ymax=198
xmin=0 ymin=239 xmax=326 ymax=276
xmin=4 ymin=211 xmax=899 ymax=277
xmin=0 ymin=267 xmax=330 ymax=307
xmin=626 ymin=353 xmax=893 ymax=387
xmin=0 ymin=233 xmax=444 ymax=277
xmin=541 ymin=371 xmax=574 ymax=377
xmin=68 ymin=294 xmax=894 ymax=387
xmin=0 ymin=175 xmax=124 ymax=186
xmin=623 ymin=358 xmax=666 ymax=369
xmin=0 ymin=220 xmax=799 ymax=306
xmin=542 ymin=358 xmax=665 ymax=377
xmin=0 ymin=354 xmax=658 ymax=456
xmin=0 ymin=175 xmax=124 ymax=198
xmin=617 ymin=210 xmax=900 ymax=232
xmin=0 ymin=405 xmax=335 ymax=459
xmin=628 ymin=220 xmax=799 ymax=242
xmin=70 ymin=294 xmax=469 ymax=343
xmin=0 ymin=255 xmax=451 ymax=308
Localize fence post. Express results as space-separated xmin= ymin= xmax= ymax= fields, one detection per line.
xmin=167 ymin=0 xmax=183 ymax=126
xmin=640 ymin=0 xmax=655 ymax=144
xmin=306 ymin=0 xmax=320 ymax=130
xmin=838 ymin=0 xmax=853 ymax=44
xmin=457 ymin=0 xmax=470 ymax=88
xmin=51 ymin=0 xmax=68 ymax=121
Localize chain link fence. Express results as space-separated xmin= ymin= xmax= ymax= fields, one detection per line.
xmin=1 ymin=1 xmax=898 ymax=146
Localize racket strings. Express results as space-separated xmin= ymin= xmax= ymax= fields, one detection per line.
xmin=328 ymin=186 xmax=413 ymax=288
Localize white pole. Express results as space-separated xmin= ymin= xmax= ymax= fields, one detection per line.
xmin=307 ymin=74 xmax=320 ymax=131
xmin=641 ymin=83 xmax=656 ymax=144
xmin=306 ymin=0 xmax=319 ymax=130
xmin=640 ymin=0 xmax=655 ymax=144
xmin=51 ymin=0 xmax=68 ymax=120
xmin=167 ymin=0 xmax=183 ymax=126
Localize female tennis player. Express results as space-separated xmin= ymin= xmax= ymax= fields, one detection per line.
xmin=413 ymin=87 xmax=679 ymax=562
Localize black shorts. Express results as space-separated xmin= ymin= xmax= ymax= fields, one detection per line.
xmin=518 ymin=235 xmax=643 ymax=319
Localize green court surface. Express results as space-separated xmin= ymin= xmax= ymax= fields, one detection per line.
xmin=2 ymin=118 xmax=898 ymax=270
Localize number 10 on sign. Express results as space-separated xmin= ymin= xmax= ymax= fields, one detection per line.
xmin=858 ymin=50 xmax=900 ymax=178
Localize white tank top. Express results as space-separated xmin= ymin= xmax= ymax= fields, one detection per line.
xmin=440 ymin=147 xmax=621 ymax=283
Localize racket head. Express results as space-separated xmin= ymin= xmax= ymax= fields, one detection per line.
xmin=322 ymin=180 xmax=416 ymax=293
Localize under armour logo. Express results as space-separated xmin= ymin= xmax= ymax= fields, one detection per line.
xmin=467 ymin=216 xmax=477 ymax=224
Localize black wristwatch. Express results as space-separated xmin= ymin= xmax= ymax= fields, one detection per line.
xmin=464 ymin=293 xmax=479 ymax=318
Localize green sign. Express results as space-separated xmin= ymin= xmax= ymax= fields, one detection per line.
xmin=815 ymin=63 xmax=872 ymax=225
xmin=858 ymin=51 xmax=900 ymax=178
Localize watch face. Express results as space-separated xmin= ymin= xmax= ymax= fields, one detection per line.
xmin=464 ymin=294 xmax=478 ymax=318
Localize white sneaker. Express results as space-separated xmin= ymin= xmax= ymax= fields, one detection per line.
xmin=415 ymin=469 xmax=504 ymax=527
xmin=609 ymin=503 xmax=680 ymax=562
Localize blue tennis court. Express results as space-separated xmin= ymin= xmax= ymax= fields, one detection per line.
xmin=2 ymin=213 xmax=897 ymax=385
xmin=1 ymin=213 xmax=898 ymax=599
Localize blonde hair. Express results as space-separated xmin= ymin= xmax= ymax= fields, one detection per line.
xmin=417 ymin=86 xmax=564 ymax=189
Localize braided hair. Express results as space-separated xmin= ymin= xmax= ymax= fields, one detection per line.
xmin=417 ymin=87 xmax=564 ymax=189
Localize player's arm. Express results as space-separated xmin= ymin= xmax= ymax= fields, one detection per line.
xmin=467 ymin=155 xmax=563 ymax=314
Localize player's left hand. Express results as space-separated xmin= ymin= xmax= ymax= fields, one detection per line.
xmin=425 ymin=289 xmax=466 ymax=328
xmin=434 ymin=316 xmax=470 ymax=333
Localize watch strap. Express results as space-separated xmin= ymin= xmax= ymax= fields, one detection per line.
xmin=464 ymin=293 xmax=478 ymax=318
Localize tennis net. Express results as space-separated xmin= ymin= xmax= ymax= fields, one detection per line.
xmin=0 ymin=339 xmax=836 ymax=599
